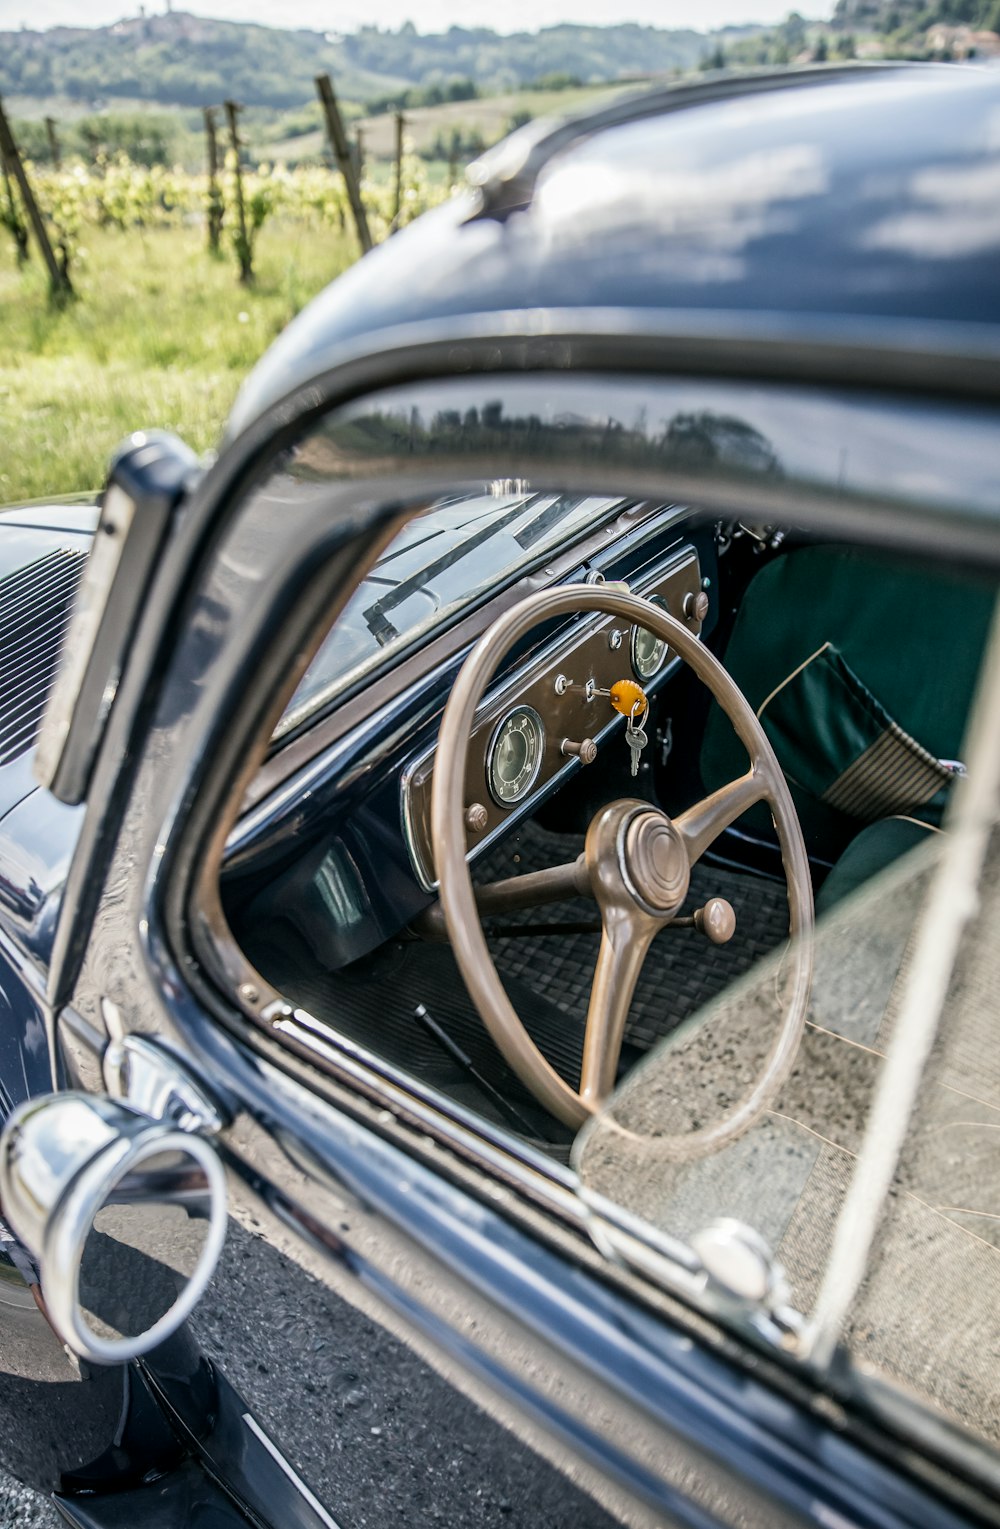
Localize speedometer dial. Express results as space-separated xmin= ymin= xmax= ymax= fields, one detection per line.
xmin=487 ymin=706 xmax=545 ymax=806
xmin=631 ymin=595 xmax=670 ymax=680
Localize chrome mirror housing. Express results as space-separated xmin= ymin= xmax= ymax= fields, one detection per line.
xmin=0 ymin=1087 xmax=226 ymax=1365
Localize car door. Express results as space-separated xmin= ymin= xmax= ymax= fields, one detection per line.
xmin=8 ymin=352 xmax=1000 ymax=1529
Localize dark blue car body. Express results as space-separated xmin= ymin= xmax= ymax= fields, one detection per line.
xmin=2 ymin=64 xmax=1000 ymax=1529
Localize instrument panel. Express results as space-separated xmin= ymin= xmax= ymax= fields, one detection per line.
xmin=402 ymin=547 xmax=705 ymax=889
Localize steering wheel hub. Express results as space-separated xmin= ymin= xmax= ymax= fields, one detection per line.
xmin=624 ymin=811 xmax=690 ymax=914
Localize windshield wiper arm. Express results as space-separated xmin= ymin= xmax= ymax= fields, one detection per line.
xmin=361 ymin=495 xmax=547 ymax=646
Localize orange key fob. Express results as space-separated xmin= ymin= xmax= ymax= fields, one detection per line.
xmin=610 ymin=679 xmax=648 ymax=718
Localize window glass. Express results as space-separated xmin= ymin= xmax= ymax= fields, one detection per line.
xmin=274 ymin=489 xmax=622 ymax=738
xmin=576 ymin=766 xmax=1000 ymax=1452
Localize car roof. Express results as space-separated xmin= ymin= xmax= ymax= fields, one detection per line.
xmin=227 ymin=64 xmax=1000 ymax=440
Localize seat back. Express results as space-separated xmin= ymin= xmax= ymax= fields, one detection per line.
xmin=700 ymin=544 xmax=995 ymax=861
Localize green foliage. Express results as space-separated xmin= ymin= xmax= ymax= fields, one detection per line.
xmin=0 ymin=221 xmax=354 ymax=501
xmin=7 ymin=112 xmax=185 ymax=168
xmin=6 ymin=152 xmax=451 ymax=288
xmin=0 ymin=154 xmax=30 ymax=265
xmin=367 ymin=78 xmax=480 ymax=114
xmin=345 ymin=22 xmax=706 ymax=94
xmin=530 ymin=72 xmax=584 ymax=90
xmin=832 ymin=0 xmax=1000 ymax=31
xmin=424 ymin=125 xmax=486 ymax=163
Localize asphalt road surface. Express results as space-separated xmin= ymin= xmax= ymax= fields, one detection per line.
xmin=0 ymin=1217 xmax=625 ymax=1529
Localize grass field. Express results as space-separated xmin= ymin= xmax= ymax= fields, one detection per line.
xmin=0 ymin=222 xmax=357 ymax=503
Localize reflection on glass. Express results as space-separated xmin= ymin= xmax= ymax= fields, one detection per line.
xmin=574 ymin=825 xmax=1000 ymax=1451
xmin=77 ymin=1149 xmax=212 ymax=1344
xmin=275 ymin=491 xmax=624 ymax=739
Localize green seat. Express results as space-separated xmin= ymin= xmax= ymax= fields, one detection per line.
xmin=701 ymin=544 xmax=993 ymax=865
xmin=815 ymin=815 xmax=939 ymax=913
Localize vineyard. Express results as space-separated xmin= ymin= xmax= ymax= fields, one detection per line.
xmin=0 ymin=148 xmax=455 ymax=504
xmin=4 ymin=149 xmax=452 ymax=278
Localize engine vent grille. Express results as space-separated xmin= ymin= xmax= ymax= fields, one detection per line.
xmin=0 ymin=548 xmax=88 ymax=769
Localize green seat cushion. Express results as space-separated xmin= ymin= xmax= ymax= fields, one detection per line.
xmin=815 ymin=816 xmax=939 ymax=913
xmin=700 ymin=545 xmax=993 ymax=862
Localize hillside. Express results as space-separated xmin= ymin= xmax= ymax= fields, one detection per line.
xmin=833 ymin=0 xmax=1000 ymax=27
xmin=720 ymin=0 xmax=1000 ymax=68
xmin=0 ymin=12 xmax=714 ymax=115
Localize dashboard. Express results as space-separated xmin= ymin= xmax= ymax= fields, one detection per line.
xmin=401 ymin=545 xmax=706 ymax=889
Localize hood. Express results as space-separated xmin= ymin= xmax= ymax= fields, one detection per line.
xmin=0 ymin=497 xmax=99 ymax=825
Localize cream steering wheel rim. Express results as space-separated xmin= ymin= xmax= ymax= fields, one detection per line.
xmin=431 ymin=584 xmax=813 ymax=1149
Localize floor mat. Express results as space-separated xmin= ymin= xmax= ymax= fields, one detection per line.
xmin=250 ymin=818 xmax=789 ymax=1146
xmin=475 ymin=820 xmax=790 ymax=1052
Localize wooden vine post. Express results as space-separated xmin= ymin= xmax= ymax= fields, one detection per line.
xmin=0 ymin=96 xmax=71 ymax=299
xmin=203 ymin=107 xmax=223 ymax=254
xmin=393 ymin=111 xmax=405 ymax=226
xmin=1 ymin=144 xmax=30 ymax=264
xmin=44 ymin=116 xmax=61 ymax=168
xmin=315 ymin=73 xmax=372 ymax=255
xmin=223 ymin=98 xmax=252 ymax=283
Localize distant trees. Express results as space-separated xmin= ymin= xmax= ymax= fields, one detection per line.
xmin=6 ymin=112 xmax=182 ymax=167
xmin=367 ymin=78 xmax=479 ymax=115
xmin=0 ymin=17 xmax=710 ymax=117
xmin=699 ymin=44 xmax=728 ymax=70
xmin=530 ymin=71 xmax=583 ymax=89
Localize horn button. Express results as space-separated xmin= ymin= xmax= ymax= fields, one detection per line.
xmin=624 ymin=810 xmax=690 ymax=914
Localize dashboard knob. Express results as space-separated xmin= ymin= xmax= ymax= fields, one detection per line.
xmin=464 ymin=803 xmax=489 ymax=833
xmin=683 ymin=589 xmax=710 ymax=623
xmin=561 ymin=738 xmax=598 ymax=765
xmin=693 ymin=897 xmax=737 ymax=945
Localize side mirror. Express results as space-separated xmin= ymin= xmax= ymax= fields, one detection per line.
xmin=0 ymin=1044 xmax=226 ymax=1365
xmin=34 ymin=431 xmax=200 ymax=804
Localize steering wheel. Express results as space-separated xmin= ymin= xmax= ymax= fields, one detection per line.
xmin=432 ymin=585 xmax=813 ymax=1150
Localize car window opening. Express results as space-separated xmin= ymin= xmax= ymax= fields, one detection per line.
xmin=218 ymin=485 xmax=1000 ymax=1457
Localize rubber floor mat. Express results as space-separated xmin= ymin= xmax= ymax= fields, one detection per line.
xmin=475 ymin=819 xmax=790 ymax=1052
xmin=247 ymin=819 xmax=789 ymax=1143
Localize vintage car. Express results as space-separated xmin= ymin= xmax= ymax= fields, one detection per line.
xmin=1 ymin=62 xmax=999 ymax=1529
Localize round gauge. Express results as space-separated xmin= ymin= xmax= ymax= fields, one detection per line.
xmin=487 ymin=705 xmax=545 ymax=806
xmin=631 ymin=595 xmax=670 ymax=681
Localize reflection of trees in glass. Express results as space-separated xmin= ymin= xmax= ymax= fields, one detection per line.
xmin=298 ymin=398 xmax=782 ymax=482
xmin=660 ymin=411 xmax=783 ymax=476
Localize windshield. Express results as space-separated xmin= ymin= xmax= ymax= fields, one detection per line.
xmin=274 ymin=488 xmax=623 ymax=738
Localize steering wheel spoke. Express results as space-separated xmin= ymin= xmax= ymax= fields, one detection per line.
xmin=675 ymin=769 xmax=770 ymax=865
xmin=580 ymin=906 xmax=657 ymax=1107
xmin=474 ymin=854 xmax=591 ymax=916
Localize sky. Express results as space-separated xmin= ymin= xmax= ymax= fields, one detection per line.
xmin=0 ymin=1 xmax=832 ymax=34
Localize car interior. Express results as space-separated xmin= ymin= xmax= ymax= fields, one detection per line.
xmin=218 ymin=486 xmax=1000 ymax=1447
xmin=220 ymin=492 xmax=991 ymax=1133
